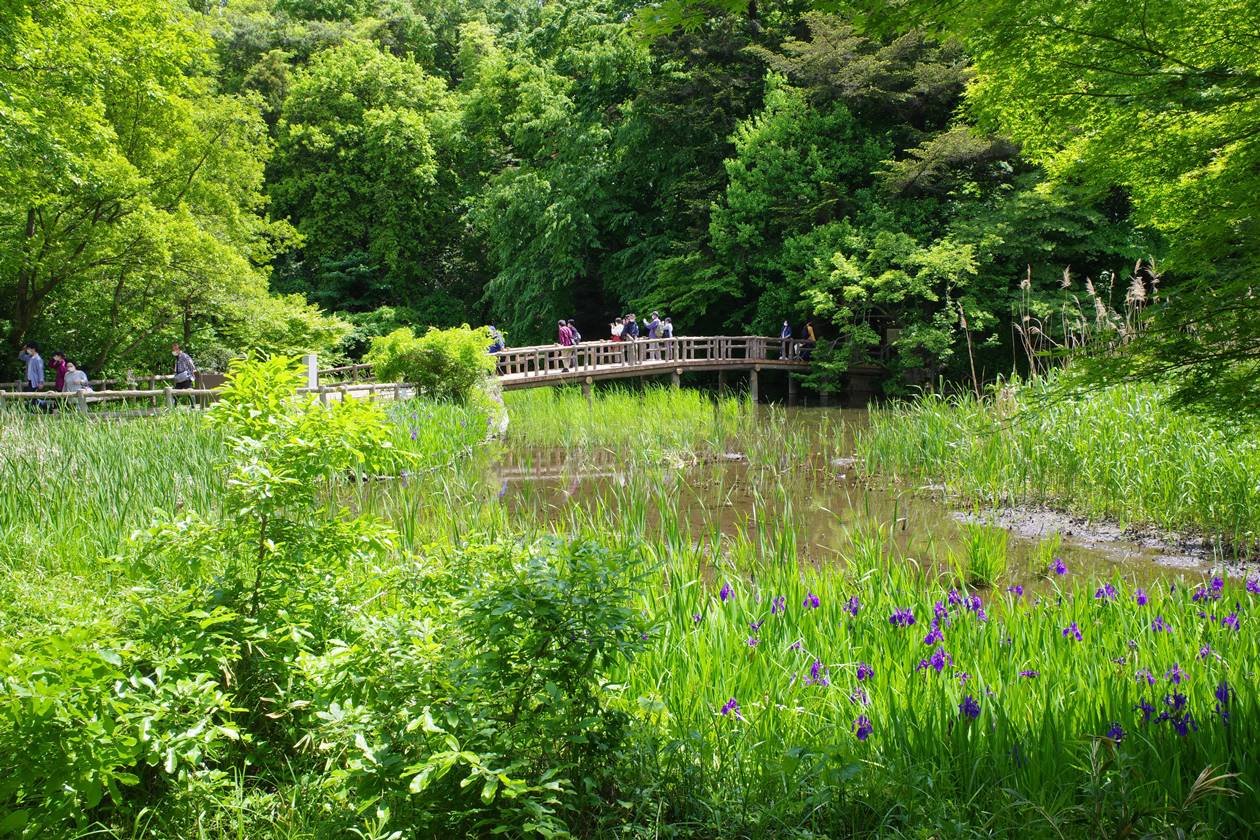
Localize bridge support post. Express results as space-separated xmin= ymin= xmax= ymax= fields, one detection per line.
xmin=582 ymin=377 xmax=593 ymax=406
xmin=749 ymin=368 xmax=759 ymax=403
xmin=671 ymin=369 xmax=681 ymax=388
xmin=788 ymin=375 xmax=799 ymax=407
xmin=717 ymin=370 xmax=727 ymax=394
xmin=819 ymin=390 xmax=830 ymax=408
xmin=301 ymin=353 xmax=319 ymax=390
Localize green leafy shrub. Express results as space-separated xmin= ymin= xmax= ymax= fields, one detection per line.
xmin=366 ymin=325 xmax=497 ymax=402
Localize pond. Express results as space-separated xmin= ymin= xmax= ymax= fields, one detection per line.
xmin=495 ymin=406 xmax=1214 ymax=585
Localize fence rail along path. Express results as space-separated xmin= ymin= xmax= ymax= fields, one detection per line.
xmin=0 ymin=335 xmax=847 ymax=411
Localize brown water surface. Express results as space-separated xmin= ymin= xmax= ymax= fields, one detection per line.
xmin=496 ymin=406 xmax=1216 ymax=586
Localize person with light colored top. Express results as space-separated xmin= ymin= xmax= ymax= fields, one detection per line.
xmin=172 ymin=342 xmax=196 ymax=389
xmin=63 ymin=361 xmax=91 ymax=394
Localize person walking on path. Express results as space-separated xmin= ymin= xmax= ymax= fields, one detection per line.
xmin=18 ymin=343 xmax=47 ymax=411
xmin=19 ymin=343 xmax=44 ymax=392
xmin=50 ymin=351 xmax=69 ymax=391
xmin=567 ymin=319 xmax=582 ymax=344
xmin=172 ymin=343 xmax=197 ymax=390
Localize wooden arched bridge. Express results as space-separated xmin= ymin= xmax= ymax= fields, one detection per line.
xmin=0 ymin=336 xmax=881 ymax=412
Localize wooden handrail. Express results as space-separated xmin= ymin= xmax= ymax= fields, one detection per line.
xmin=1 ymin=336 xmax=811 ymax=411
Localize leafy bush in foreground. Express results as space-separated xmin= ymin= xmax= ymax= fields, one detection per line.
xmin=0 ymin=358 xmax=644 ymax=838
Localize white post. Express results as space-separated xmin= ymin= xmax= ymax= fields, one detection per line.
xmin=301 ymin=354 xmax=319 ymax=390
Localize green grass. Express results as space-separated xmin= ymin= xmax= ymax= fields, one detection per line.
xmin=858 ymin=376 xmax=1260 ymax=551
xmin=1 ymin=385 xmax=1256 ymax=837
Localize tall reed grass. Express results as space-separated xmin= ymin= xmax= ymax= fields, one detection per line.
xmin=859 ymin=376 xmax=1260 ymax=551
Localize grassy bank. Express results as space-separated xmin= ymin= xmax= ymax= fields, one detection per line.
xmin=1 ymin=373 xmax=1256 ymax=838
xmin=858 ymin=377 xmax=1260 ymax=551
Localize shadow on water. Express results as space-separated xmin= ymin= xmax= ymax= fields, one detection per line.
xmin=495 ymin=406 xmax=1213 ymax=585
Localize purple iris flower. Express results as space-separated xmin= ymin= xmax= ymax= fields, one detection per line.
xmin=749 ymin=618 xmax=764 ymax=632
xmin=849 ymin=686 xmax=870 ymax=707
xmin=1246 ymin=578 xmax=1260 ymax=595
xmin=692 ymin=613 xmax=702 ymax=624
xmin=1222 ymin=611 xmax=1240 ymax=631
xmin=916 ymin=647 xmax=953 ymax=673
xmin=788 ymin=640 xmax=802 ymax=651
xmin=1134 ymin=588 xmax=1148 ymax=606
xmin=1094 ymin=583 xmax=1118 ymax=601
xmin=1106 ymin=722 xmax=1125 ymax=742
xmin=1135 ymin=669 xmax=1156 ymax=686
xmin=803 ymin=591 xmax=820 ymax=609
xmin=497 ymin=479 xmax=508 ymax=499
xmin=807 ymin=659 xmax=829 ymax=686
xmin=844 ymin=595 xmax=860 ymax=616
xmin=1192 ymin=585 xmax=1220 ymax=603
xmin=959 ymin=695 xmax=981 ymax=719
xmin=966 ymin=594 xmax=983 ymax=613
xmin=1198 ymin=643 xmax=1213 ymax=661
xmin=1172 ymin=712 xmax=1197 ymax=737
xmin=934 ymin=601 xmax=949 ymax=622
xmin=1006 ymin=584 xmax=1024 ymax=596
xmin=719 ymin=582 xmax=733 ymax=603
xmin=1019 ymin=669 xmax=1039 ymax=678
xmin=1050 ymin=558 xmax=1067 ymax=576
xmin=947 ymin=589 xmax=963 ymax=607
xmin=1211 ymin=576 xmax=1225 ymax=593
xmin=1062 ymin=622 xmax=1082 ymax=641
xmin=956 ymin=671 xmax=971 ymax=685
xmin=746 ymin=636 xmax=760 ymax=647
xmin=1215 ymin=680 xmax=1232 ymax=724
xmin=1135 ymin=698 xmax=1155 ymax=722
xmin=888 ymin=607 xmax=916 ymax=627
xmin=856 ymin=662 xmax=874 ymax=681
xmin=853 ymin=714 xmax=873 ymax=741
xmin=770 ymin=595 xmax=787 ymax=615
xmin=1151 ymin=615 xmax=1170 ymax=633
xmin=923 ymin=624 xmax=944 ymax=645
xmin=1165 ymin=663 xmax=1186 ymax=684
xmin=720 ymin=698 xmax=741 ymax=719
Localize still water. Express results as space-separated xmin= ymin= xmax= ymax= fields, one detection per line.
xmin=495 ymin=406 xmax=1213 ymax=585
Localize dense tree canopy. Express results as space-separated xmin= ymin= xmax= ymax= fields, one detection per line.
xmin=16 ymin=0 xmax=1245 ymax=401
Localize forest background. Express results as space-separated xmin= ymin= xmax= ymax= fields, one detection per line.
xmin=3 ymin=0 xmax=1252 ymax=403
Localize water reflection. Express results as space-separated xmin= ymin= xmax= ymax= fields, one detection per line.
xmin=496 ymin=406 xmax=1213 ymax=584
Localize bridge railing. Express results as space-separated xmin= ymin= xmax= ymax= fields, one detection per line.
xmin=1 ymin=336 xmax=803 ymax=411
xmin=495 ymin=335 xmax=799 ymax=378
xmin=0 ymin=381 xmax=410 ymax=414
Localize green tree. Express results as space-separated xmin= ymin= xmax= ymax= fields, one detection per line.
xmin=871 ymin=0 xmax=1260 ymax=414
xmin=0 ymin=0 xmax=337 ymax=375
xmin=269 ymin=40 xmax=462 ymax=314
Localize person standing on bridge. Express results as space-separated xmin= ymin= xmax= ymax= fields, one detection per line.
xmin=662 ymin=317 xmax=674 ymax=360
xmin=645 ymin=312 xmax=662 ymax=360
xmin=622 ymin=314 xmax=639 ymax=364
xmin=567 ymin=319 xmax=582 ymax=343
xmin=610 ymin=318 xmax=624 ymax=342
xmin=802 ymin=320 xmax=817 ymax=361
xmin=172 ymin=343 xmax=197 ymax=390
xmin=780 ymin=321 xmax=793 ymax=360
xmin=557 ymin=318 xmax=575 ymax=372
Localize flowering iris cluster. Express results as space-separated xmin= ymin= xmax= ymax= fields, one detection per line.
xmin=888 ymin=607 xmax=916 ymax=627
